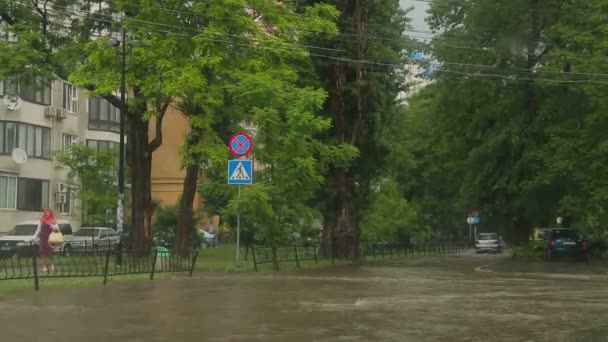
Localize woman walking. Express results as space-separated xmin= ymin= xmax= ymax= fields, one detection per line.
xmin=33 ymin=208 xmax=59 ymax=273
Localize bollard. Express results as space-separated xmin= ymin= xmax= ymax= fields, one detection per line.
xmin=189 ymin=251 xmax=198 ymax=277
xmin=102 ymin=250 xmax=110 ymax=285
xmin=252 ymin=247 xmax=258 ymax=272
xmin=294 ymin=246 xmax=300 ymax=269
xmin=31 ymin=244 xmax=39 ymax=291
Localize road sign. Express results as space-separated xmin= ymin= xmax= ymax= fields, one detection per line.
xmin=471 ymin=210 xmax=480 ymax=217
xmin=467 ymin=216 xmax=474 ymax=225
xmin=228 ymin=132 xmax=253 ymax=157
xmin=472 ymin=216 xmax=480 ymax=225
xmin=228 ymin=160 xmax=253 ymax=185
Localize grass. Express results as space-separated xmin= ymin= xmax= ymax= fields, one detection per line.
xmin=0 ymin=245 xmax=353 ymax=298
xmin=195 ymin=245 xmax=352 ymax=272
xmin=0 ymin=272 xmax=185 ymax=299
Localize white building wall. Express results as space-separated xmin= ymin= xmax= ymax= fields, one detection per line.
xmin=0 ymin=79 xmax=122 ymax=233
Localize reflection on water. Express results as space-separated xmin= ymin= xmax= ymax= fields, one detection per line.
xmin=1 ymin=257 xmax=607 ymax=341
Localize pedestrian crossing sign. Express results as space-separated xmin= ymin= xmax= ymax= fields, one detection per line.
xmin=228 ymin=159 xmax=253 ymax=185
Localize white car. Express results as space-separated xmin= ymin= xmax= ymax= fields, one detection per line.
xmin=197 ymin=229 xmax=216 ymax=248
xmin=71 ymin=227 xmax=120 ymax=251
xmin=0 ymin=220 xmax=75 ymax=257
xmin=475 ymin=232 xmax=503 ymax=254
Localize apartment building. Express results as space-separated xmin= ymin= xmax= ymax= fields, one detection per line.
xmin=0 ymin=78 xmax=122 ymax=233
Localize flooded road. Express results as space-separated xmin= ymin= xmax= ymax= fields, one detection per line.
xmin=1 ymin=256 xmax=608 ymax=341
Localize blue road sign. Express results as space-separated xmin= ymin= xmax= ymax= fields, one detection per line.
xmin=228 ymin=159 xmax=253 ymax=185
xmin=472 ymin=216 xmax=480 ymax=225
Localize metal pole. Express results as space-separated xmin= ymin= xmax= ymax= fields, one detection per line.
xmin=236 ymin=185 xmax=241 ymax=267
xmin=117 ymin=26 xmax=126 ymax=235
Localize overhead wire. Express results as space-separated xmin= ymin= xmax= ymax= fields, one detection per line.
xmin=2 ymin=0 xmax=608 ymax=85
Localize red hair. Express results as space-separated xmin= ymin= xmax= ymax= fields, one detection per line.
xmin=40 ymin=208 xmax=57 ymax=225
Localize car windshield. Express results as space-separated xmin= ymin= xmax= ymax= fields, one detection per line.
xmin=550 ymin=229 xmax=578 ymax=240
xmin=478 ymin=233 xmax=498 ymax=240
xmin=74 ymin=229 xmax=99 ymax=237
xmin=7 ymin=225 xmax=38 ymax=236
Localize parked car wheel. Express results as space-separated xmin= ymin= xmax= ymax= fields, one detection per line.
xmin=62 ymin=244 xmax=72 ymax=256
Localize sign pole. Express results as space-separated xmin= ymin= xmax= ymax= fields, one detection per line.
xmin=227 ymin=131 xmax=253 ymax=269
xmin=469 ymin=224 xmax=472 ymax=240
xmin=236 ymin=185 xmax=241 ymax=267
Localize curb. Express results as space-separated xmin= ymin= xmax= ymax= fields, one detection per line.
xmin=474 ymin=263 xmax=608 ymax=281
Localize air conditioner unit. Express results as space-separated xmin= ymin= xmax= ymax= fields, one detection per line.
xmin=44 ymin=107 xmax=55 ymax=118
xmin=56 ymin=108 xmax=68 ymax=119
xmin=56 ymin=192 xmax=67 ymax=204
xmin=56 ymin=183 xmax=67 ymax=193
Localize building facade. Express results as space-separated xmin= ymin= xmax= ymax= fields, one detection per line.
xmin=0 ymin=79 xmax=122 ymax=233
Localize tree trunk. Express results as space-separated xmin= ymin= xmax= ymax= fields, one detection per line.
xmin=319 ymin=0 xmax=368 ymax=261
xmin=175 ymin=163 xmax=199 ymax=254
xmin=128 ymin=114 xmax=154 ymax=252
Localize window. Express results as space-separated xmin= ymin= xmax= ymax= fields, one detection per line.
xmin=87 ymin=139 xmax=119 ymax=153
xmin=0 ymin=122 xmax=51 ymax=159
xmin=17 ymin=178 xmax=49 ymax=211
xmin=0 ymin=175 xmax=17 ymax=209
xmin=19 ymin=79 xmax=51 ymax=105
xmin=62 ymin=82 xmax=78 ymax=113
xmin=62 ymin=134 xmax=78 ymax=151
xmin=0 ymin=78 xmax=50 ymax=105
xmin=58 ymin=224 xmax=73 ymax=236
xmin=88 ymin=97 xmax=120 ymax=133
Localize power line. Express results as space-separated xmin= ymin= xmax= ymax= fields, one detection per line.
xmin=4 ymin=0 xmax=608 ymax=84
xmin=411 ymin=0 xmax=599 ymax=16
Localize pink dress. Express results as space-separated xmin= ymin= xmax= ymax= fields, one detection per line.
xmin=37 ymin=223 xmax=53 ymax=257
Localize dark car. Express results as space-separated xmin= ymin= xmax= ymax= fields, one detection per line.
xmin=544 ymin=228 xmax=589 ymax=262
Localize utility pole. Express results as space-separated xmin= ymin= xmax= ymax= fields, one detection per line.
xmin=109 ymin=27 xmax=137 ymax=236
xmin=117 ymin=26 xmax=126 ymax=235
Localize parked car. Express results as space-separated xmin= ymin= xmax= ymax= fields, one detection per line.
xmin=475 ymin=232 xmax=503 ymax=253
xmin=0 ymin=220 xmax=75 ymax=257
xmin=544 ymin=228 xmax=589 ymax=262
xmin=71 ymin=227 xmax=120 ymax=251
xmin=196 ymin=229 xmax=216 ymax=248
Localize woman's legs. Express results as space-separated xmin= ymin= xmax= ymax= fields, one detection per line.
xmin=40 ymin=256 xmax=48 ymax=272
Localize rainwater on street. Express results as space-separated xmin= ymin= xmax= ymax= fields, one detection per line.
xmin=2 ymin=255 xmax=608 ymax=342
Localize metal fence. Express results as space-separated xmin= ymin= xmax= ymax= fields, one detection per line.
xmin=251 ymin=241 xmax=473 ymax=271
xmin=361 ymin=241 xmax=472 ymax=259
xmin=0 ymin=244 xmax=199 ymax=291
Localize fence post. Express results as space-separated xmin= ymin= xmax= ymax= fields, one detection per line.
xmin=373 ymin=244 xmax=376 ymax=260
xmin=313 ymin=245 xmax=318 ymax=264
xmin=149 ymin=249 xmax=158 ymax=280
xmin=189 ymin=251 xmax=198 ymax=277
xmin=294 ymin=246 xmax=300 ymax=268
xmin=102 ymin=250 xmax=111 ymax=285
xmin=252 ymin=246 xmax=258 ymax=272
xmin=31 ymin=244 xmax=39 ymax=291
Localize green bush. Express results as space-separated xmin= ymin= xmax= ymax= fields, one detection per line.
xmin=511 ymin=244 xmax=543 ymax=258
xmin=152 ymin=204 xmax=202 ymax=248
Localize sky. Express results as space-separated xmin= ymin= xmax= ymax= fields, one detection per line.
xmin=399 ymin=0 xmax=433 ymax=40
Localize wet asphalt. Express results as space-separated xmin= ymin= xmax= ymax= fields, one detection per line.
xmin=1 ymin=254 xmax=607 ymax=342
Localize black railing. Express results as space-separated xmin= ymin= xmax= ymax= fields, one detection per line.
xmin=0 ymin=244 xmax=199 ymax=291
xmin=251 ymin=241 xmax=473 ymax=271
xmin=361 ymin=241 xmax=472 ymax=259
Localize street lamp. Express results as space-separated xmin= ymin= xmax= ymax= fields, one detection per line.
xmin=108 ymin=27 xmax=138 ymax=235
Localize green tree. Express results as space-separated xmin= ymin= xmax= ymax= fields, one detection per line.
xmin=300 ymin=0 xmax=412 ymax=259
xmin=165 ymin=0 xmax=340 ymax=253
xmin=401 ymin=0 xmax=608 ymax=242
xmin=360 ymin=178 xmax=418 ymax=244
xmin=55 ymin=144 xmax=117 ymax=224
